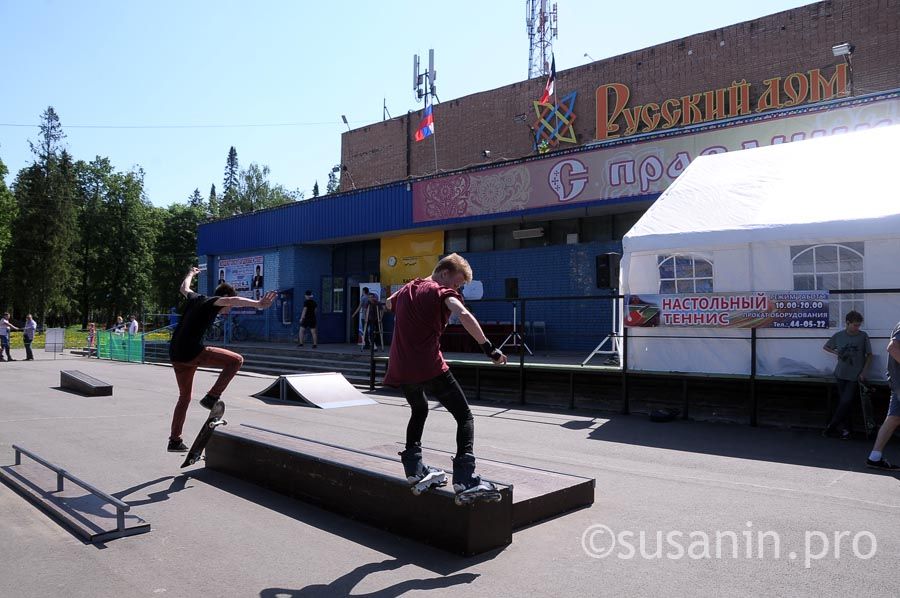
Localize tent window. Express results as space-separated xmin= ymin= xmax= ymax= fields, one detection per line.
xmin=791 ymin=243 xmax=864 ymax=327
xmin=657 ymin=255 xmax=714 ymax=294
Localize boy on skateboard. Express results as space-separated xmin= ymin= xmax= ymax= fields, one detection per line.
xmin=166 ymin=267 xmax=276 ymax=452
xmin=384 ymin=253 xmax=507 ymax=501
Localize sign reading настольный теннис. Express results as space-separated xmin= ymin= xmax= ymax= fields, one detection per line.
xmin=623 ymin=291 xmax=829 ymax=328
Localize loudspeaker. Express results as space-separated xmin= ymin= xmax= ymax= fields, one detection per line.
xmin=505 ymin=277 xmax=519 ymax=299
xmin=596 ymin=253 xmax=621 ymax=288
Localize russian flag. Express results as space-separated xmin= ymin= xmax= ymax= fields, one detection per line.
xmin=539 ymin=54 xmax=556 ymax=104
xmin=414 ymin=104 xmax=434 ymax=142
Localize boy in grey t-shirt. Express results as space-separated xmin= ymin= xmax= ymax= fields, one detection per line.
xmin=823 ymin=310 xmax=872 ymax=439
xmin=865 ymin=320 xmax=900 ymax=470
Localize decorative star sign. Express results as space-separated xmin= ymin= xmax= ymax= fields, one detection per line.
xmin=533 ymin=91 xmax=577 ymax=150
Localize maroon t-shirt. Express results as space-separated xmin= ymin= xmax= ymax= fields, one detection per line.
xmin=383 ymin=278 xmax=461 ymax=386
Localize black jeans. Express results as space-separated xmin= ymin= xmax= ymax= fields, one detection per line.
xmin=24 ymin=336 xmax=34 ymax=360
xmin=401 ymin=370 xmax=474 ymax=457
xmin=828 ymin=378 xmax=858 ymax=432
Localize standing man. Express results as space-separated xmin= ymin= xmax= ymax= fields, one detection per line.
xmin=298 ymin=290 xmax=318 ymax=348
xmin=167 ymin=267 xmax=276 ymax=452
xmin=866 ymin=319 xmax=900 ymax=470
xmin=384 ymin=253 xmax=507 ymax=500
xmin=23 ymin=314 xmax=36 ymax=361
xmin=128 ymin=315 xmax=139 ymax=336
xmin=363 ymin=292 xmax=384 ymax=351
xmin=0 ymin=312 xmax=18 ymax=362
xmin=822 ymin=310 xmax=871 ymax=440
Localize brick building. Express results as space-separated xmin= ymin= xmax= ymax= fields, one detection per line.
xmin=198 ymin=0 xmax=900 ymax=350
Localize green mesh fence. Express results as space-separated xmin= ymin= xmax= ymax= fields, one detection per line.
xmin=97 ymin=331 xmax=144 ymax=363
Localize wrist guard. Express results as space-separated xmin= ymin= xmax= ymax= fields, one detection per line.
xmin=480 ymin=340 xmax=502 ymax=360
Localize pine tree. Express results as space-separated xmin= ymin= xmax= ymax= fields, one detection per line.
xmin=221 ymin=146 xmax=239 ymax=214
xmin=312 ymin=181 xmax=320 ymax=197
xmin=207 ymin=183 xmax=219 ymax=218
xmin=188 ymin=188 xmax=204 ymax=209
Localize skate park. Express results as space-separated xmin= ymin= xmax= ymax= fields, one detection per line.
xmin=2 ymin=355 xmax=899 ymax=597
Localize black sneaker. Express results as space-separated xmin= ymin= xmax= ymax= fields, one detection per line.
xmin=199 ymin=394 xmax=220 ymax=410
xmin=839 ymin=429 xmax=851 ymax=441
xmin=866 ymin=458 xmax=900 ymax=471
xmin=167 ymin=439 xmax=188 ymax=452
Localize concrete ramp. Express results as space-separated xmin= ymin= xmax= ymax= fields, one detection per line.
xmin=253 ymin=373 xmax=377 ymax=409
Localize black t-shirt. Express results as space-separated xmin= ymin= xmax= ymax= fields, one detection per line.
xmin=169 ymin=292 xmax=222 ymax=362
xmin=302 ymin=299 xmax=317 ymax=323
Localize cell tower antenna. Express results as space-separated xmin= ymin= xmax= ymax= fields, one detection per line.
xmin=526 ymin=0 xmax=558 ymax=79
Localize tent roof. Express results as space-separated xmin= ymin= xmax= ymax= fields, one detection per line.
xmin=622 ymin=124 xmax=900 ymax=254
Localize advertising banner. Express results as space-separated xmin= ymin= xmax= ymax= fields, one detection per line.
xmin=412 ymin=96 xmax=900 ymax=223
xmin=624 ymin=291 xmax=829 ymax=329
xmin=217 ymin=256 xmax=265 ymax=313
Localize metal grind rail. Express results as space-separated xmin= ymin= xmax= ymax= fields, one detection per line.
xmin=12 ymin=444 xmax=131 ymax=533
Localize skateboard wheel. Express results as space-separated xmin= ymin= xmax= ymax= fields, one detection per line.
xmin=411 ymin=487 xmax=422 ymax=496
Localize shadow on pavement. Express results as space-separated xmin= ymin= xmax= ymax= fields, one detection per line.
xmin=585 ymin=414 xmax=900 ymax=477
xmin=259 ymin=558 xmax=478 ymax=597
xmin=186 ymin=468 xmax=504 ymax=575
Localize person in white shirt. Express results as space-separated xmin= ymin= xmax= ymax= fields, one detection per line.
xmin=128 ymin=315 xmax=139 ymax=335
xmin=23 ymin=314 xmax=36 ymax=361
xmin=0 ymin=312 xmax=19 ymax=362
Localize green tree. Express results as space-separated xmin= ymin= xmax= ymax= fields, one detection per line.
xmin=75 ymin=156 xmax=114 ymax=327
xmin=221 ymin=146 xmax=240 ymax=214
xmin=0 ymin=156 xmax=17 ymax=273
xmin=101 ymin=168 xmax=157 ymax=321
xmin=207 ymin=183 xmax=219 ymax=218
xmin=2 ymin=107 xmax=80 ymax=324
xmin=326 ymin=165 xmax=340 ymax=194
xmin=188 ymin=188 xmax=204 ymax=210
xmin=153 ymin=203 xmax=203 ymax=312
xmin=312 ymin=181 xmax=320 ymax=198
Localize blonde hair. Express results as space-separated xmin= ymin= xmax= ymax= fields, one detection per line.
xmin=433 ymin=253 xmax=473 ymax=283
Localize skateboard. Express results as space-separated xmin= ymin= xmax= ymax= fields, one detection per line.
xmin=454 ymin=482 xmax=503 ymax=506
xmin=410 ymin=469 xmax=447 ymax=496
xmin=181 ymin=400 xmax=227 ymax=468
xmin=859 ymin=382 xmax=877 ymax=439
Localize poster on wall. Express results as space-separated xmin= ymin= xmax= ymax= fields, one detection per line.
xmin=380 ymin=232 xmax=443 ymax=286
xmin=218 ymin=256 xmax=265 ymax=313
xmin=624 ymin=291 xmax=829 ymax=329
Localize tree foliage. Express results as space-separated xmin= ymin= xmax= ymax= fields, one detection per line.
xmin=0 ymin=156 xmax=16 ymax=273
xmin=326 ymin=164 xmax=340 ymax=194
xmin=0 ymin=107 xmax=324 ymax=326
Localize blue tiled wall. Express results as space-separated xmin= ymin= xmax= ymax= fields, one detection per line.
xmin=461 ymin=241 xmax=622 ymax=351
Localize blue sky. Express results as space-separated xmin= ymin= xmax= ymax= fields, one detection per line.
xmin=1 ymin=0 xmax=813 ymax=207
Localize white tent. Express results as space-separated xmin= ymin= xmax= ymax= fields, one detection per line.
xmin=621 ymin=124 xmax=900 ymax=378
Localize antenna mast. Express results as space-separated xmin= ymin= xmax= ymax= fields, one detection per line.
xmin=526 ymin=0 xmax=558 ymax=79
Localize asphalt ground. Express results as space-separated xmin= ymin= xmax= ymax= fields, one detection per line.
xmin=1 ymin=353 xmax=898 ymax=597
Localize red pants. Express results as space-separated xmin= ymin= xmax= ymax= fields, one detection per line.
xmin=170 ymin=347 xmax=243 ymax=440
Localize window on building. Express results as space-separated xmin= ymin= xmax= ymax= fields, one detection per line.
xmin=581 ymin=215 xmax=612 ymax=242
xmin=791 ymin=242 xmax=864 ymax=327
xmin=550 ymin=218 xmax=580 ymax=245
xmin=321 ymin=276 xmax=345 ymax=313
xmin=519 ymin=221 xmax=549 ymax=249
xmin=445 ymin=229 xmax=468 ymax=253
xmin=469 ymin=226 xmax=494 ymax=252
xmin=613 ymin=211 xmax=644 ymax=240
xmin=658 ymin=255 xmax=714 ymax=294
xmin=494 ymin=223 xmax=520 ymax=250
xmin=321 ymin=276 xmax=333 ymax=313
